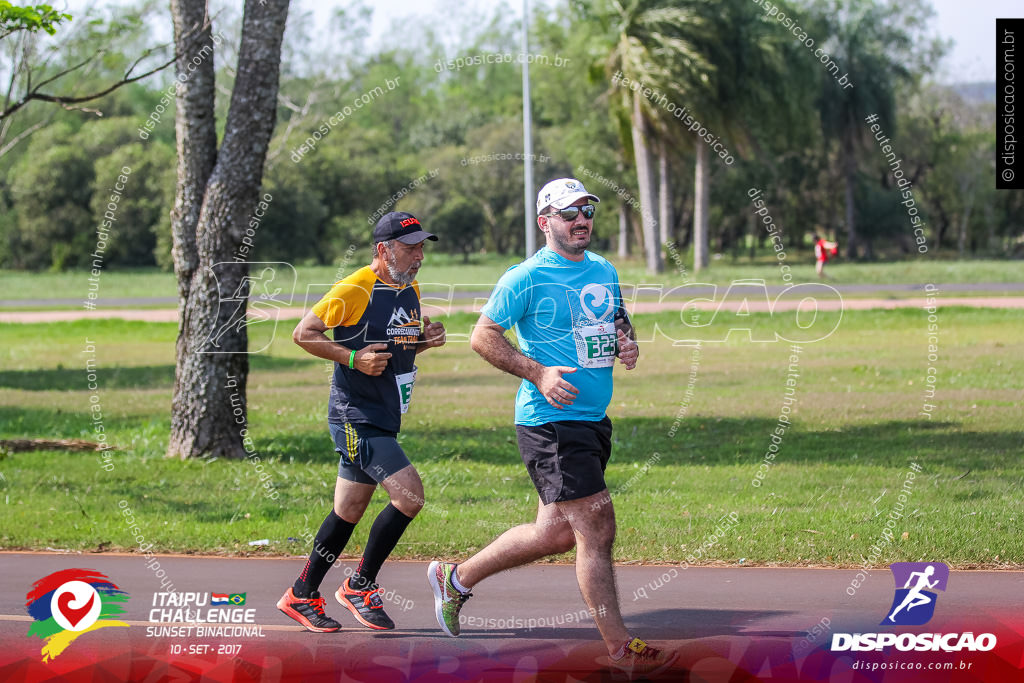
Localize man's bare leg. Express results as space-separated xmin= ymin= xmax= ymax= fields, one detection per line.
xmin=333 ymin=476 xmax=375 ymax=523
xmin=554 ymin=489 xmax=630 ymax=655
xmin=455 ymin=498 xmax=576 ymax=588
xmin=377 ymin=464 xmax=425 ymax=518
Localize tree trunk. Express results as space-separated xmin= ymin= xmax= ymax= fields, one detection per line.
xmin=168 ymin=0 xmax=290 ymax=459
xmin=631 ymin=204 xmax=645 ymax=257
xmin=480 ymin=201 xmax=503 ymax=253
xmin=983 ymin=203 xmax=995 ymax=255
xmin=693 ymin=141 xmax=710 ymax=272
xmin=842 ymin=131 xmax=859 ymax=260
xmin=730 ymin=218 xmax=740 ymax=262
xmin=957 ymin=195 xmax=974 ymax=258
xmin=748 ymin=211 xmax=756 ymax=261
xmin=630 ymin=90 xmax=662 ymax=273
xmin=658 ymin=142 xmax=672 ymax=248
xmin=617 ymin=200 xmax=629 ymax=259
xmin=170 ymin=0 xmax=216 ymax=342
xmin=957 ymin=162 xmax=981 ymax=258
xmin=678 ymin=204 xmax=692 ymax=250
xmin=932 ymin=198 xmax=950 ymax=252
xmin=862 ymin=236 xmax=875 ymax=260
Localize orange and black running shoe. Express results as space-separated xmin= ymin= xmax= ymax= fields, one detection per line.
xmin=277 ymin=587 xmax=341 ymax=632
xmin=336 ymin=577 xmax=396 ymax=630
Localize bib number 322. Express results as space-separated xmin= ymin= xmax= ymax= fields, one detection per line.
xmin=576 ymin=322 xmax=616 ymax=368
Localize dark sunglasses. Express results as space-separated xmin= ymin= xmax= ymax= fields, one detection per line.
xmin=545 ymin=204 xmax=596 ymax=221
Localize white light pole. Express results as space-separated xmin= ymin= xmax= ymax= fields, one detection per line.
xmin=522 ymin=0 xmax=536 ymax=256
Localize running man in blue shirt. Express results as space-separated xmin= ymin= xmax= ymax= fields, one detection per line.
xmin=428 ymin=178 xmax=677 ymax=676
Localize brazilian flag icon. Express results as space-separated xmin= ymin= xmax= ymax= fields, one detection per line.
xmin=228 ymin=593 xmax=246 ymax=606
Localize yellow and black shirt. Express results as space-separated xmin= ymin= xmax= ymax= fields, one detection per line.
xmin=311 ymin=266 xmax=421 ymax=433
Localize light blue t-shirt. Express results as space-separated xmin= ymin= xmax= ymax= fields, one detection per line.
xmin=481 ymin=247 xmax=624 ymax=426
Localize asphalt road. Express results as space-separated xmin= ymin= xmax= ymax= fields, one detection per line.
xmin=2 ymin=553 xmax=1022 ymax=682
xmin=3 ymin=295 xmax=1023 ymax=325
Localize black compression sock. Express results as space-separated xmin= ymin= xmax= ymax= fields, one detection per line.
xmin=293 ymin=510 xmax=356 ymax=598
xmin=349 ymin=503 xmax=414 ymax=590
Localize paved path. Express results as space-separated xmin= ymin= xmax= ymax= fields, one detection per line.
xmin=2 ymin=295 xmax=1023 ymax=324
xmin=1 ymin=553 xmax=1021 ymax=681
xmin=3 ymin=281 xmax=1022 ymax=309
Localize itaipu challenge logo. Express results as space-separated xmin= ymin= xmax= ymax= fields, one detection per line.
xmin=883 ymin=562 xmax=949 ymax=626
xmin=25 ymin=569 xmax=129 ymax=662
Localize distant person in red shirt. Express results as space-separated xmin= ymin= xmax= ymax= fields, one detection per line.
xmin=813 ymin=234 xmax=838 ymax=279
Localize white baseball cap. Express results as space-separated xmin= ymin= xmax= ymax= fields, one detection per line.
xmin=536 ymin=178 xmax=601 ymax=215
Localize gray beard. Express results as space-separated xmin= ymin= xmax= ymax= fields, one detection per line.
xmin=387 ymin=260 xmax=415 ymax=286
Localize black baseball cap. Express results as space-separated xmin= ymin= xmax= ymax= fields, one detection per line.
xmin=372 ymin=212 xmax=438 ymax=244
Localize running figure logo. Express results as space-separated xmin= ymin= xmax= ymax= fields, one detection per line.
xmin=883 ymin=562 xmax=949 ymax=626
xmin=202 ymin=262 xmax=296 ymax=354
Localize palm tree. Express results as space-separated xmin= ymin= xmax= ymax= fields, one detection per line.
xmin=810 ymin=0 xmax=945 ymax=259
xmin=579 ymin=0 xmax=806 ymax=274
xmin=680 ymin=0 xmax=795 ymax=272
xmin=585 ymin=0 xmax=709 ymax=273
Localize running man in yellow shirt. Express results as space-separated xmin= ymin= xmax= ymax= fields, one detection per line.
xmin=277 ymin=212 xmax=445 ymax=632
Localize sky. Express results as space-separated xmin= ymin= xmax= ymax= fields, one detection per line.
xmin=927 ymin=0 xmax=1019 ymax=83
xmin=59 ymin=0 xmax=1016 ymax=84
xmin=312 ymin=0 xmax=1016 ymax=85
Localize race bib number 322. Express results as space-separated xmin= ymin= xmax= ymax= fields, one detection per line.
xmin=576 ymin=322 xmax=616 ymax=368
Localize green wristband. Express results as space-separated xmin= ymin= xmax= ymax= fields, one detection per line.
xmin=348 ymin=349 xmax=357 ymax=369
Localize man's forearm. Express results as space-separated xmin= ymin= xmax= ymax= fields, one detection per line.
xmin=415 ymin=331 xmax=441 ymax=354
xmin=472 ymin=327 xmax=543 ymax=385
xmin=295 ymin=330 xmax=349 ymax=365
xmin=415 ymin=337 xmax=430 ymax=355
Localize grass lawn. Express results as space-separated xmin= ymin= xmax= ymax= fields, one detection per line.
xmin=1 ymin=257 xmax=1022 ymax=308
xmin=0 ymin=307 xmax=1021 ymax=568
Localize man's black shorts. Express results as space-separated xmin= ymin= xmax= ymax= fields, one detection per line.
xmin=328 ymin=421 xmax=411 ymax=485
xmin=515 ymin=416 xmax=613 ymax=505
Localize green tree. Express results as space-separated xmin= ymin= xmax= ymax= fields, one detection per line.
xmin=4 ymin=116 xmax=166 ymax=269
xmin=460 ymin=120 xmax=537 ymax=255
xmin=0 ymin=1 xmax=179 ymax=167
xmin=0 ymin=1 xmax=69 ymax=37
xmin=534 ymin=1 xmax=639 ymax=258
xmin=0 ymin=1 xmax=174 ymax=123
xmin=91 ymin=141 xmax=175 ymax=267
xmin=890 ymin=83 xmax=998 ymax=257
xmin=581 ymin=0 xmax=710 ymax=273
xmin=251 ymin=159 xmax=329 ymax=265
xmin=680 ymin=0 xmax=809 ymax=271
xmin=809 ymin=0 xmax=946 ymax=259
xmin=430 ymin=197 xmax=485 ymax=262
xmin=8 ymin=123 xmax=93 ymax=269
